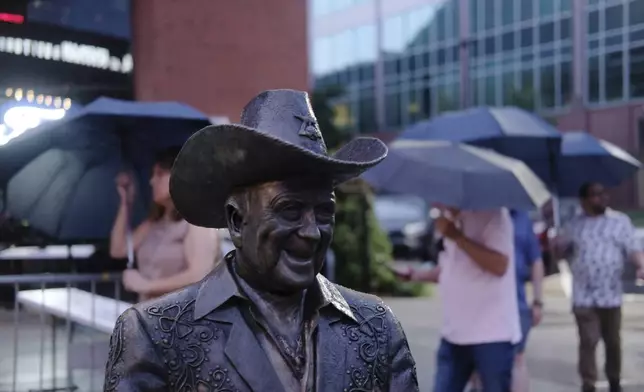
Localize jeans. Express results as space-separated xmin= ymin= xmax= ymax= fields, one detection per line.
xmin=433 ymin=339 xmax=514 ymax=392
xmin=573 ymin=307 xmax=622 ymax=390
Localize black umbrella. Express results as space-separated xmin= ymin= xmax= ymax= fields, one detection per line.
xmin=0 ymin=97 xmax=211 ymax=245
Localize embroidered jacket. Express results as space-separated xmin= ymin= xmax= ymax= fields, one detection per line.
xmin=103 ymin=260 xmax=419 ymax=392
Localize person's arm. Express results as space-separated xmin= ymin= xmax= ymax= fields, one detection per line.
xmin=143 ymin=225 xmax=219 ymax=297
xmin=619 ymin=218 xmax=644 ymax=272
xmin=109 ymin=200 xmax=150 ymax=259
xmin=453 ymin=234 xmax=509 ymax=277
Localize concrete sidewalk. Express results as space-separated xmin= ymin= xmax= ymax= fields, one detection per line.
xmin=386 ymin=293 xmax=644 ymax=391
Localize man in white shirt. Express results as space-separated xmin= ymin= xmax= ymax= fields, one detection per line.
xmin=397 ymin=207 xmax=521 ymax=392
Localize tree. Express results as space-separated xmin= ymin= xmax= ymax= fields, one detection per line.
xmin=311 ymin=86 xmax=425 ymax=296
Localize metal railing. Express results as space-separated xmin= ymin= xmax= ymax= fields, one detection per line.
xmin=0 ymin=273 xmax=130 ymax=392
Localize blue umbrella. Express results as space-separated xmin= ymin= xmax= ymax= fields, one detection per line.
xmin=363 ymin=140 xmax=551 ymax=210
xmin=398 ymin=106 xmax=562 ymax=185
xmin=557 ymin=131 xmax=641 ymax=197
xmin=0 ymin=97 xmax=211 ymax=244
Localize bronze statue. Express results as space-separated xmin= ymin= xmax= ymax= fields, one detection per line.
xmin=103 ymin=89 xmax=419 ymax=391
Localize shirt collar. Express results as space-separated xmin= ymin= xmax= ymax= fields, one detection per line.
xmin=193 ymin=251 xmax=356 ymax=322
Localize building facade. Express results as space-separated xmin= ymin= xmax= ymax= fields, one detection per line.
xmin=132 ymin=0 xmax=309 ymax=123
xmin=310 ymin=0 xmax=644 ymax=207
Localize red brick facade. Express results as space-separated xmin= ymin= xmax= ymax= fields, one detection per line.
xmin=131 ymin=0 xmax=308 ymax=122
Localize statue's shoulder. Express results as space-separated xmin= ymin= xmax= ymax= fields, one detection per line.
xmin=126 ymin=280 xmax=202 ymax=328
xmin=333 ymin=283 xmax=386 ymax=308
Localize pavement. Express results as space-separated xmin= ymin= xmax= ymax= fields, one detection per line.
xmin=385 ymin=274 xmax=644 ymax=391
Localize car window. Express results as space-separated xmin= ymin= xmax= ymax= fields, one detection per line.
xmin=374 ymin=195 xmax=427 ymax=222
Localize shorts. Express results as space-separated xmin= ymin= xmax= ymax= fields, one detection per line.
xmin=514 ymin=308 xmax=533 ymax=354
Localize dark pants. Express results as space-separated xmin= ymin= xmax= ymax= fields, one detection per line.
xmin=433 ymin=339 xmax=514 ymax=392
xmin=573 ymin=307 xmax=622 ymax=390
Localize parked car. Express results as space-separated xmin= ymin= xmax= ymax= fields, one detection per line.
xmin=373 ymin=194 xmax=436 ymax=261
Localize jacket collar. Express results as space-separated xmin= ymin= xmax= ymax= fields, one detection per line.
xmin=193 ymin=251 xmax=356 ymax=322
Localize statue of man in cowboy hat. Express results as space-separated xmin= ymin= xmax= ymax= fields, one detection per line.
xmin=103 ymin=89 xmax=419 ymax=392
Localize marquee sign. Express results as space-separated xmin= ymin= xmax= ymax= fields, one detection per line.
xmin=0 ymin=35 xmax=132 ymax=74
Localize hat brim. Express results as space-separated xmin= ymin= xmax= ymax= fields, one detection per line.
xmin=170 ymin=124 xmax=388 ymax=228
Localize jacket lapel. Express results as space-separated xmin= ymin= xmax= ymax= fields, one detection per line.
xmin=206 ymin=306 xmax=285 ymax=392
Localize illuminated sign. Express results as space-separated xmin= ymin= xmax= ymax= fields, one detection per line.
xmin=0 ymin=13 xmax=24 ymax=24
xmin=0 ymin=35 xmax=132 ymax=74
xmin=0 ymin=106 xmax=66 ymax=146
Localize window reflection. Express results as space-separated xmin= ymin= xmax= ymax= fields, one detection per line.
xmin=630 ymin=46 xmax=644 ymax=98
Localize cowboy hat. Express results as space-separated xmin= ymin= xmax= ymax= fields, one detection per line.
xmin=170 ymin=89 xmax=388 ymax=228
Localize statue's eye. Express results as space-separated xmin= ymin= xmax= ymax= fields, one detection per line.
xmin=277 ymin=203 xmax=302 ymax=221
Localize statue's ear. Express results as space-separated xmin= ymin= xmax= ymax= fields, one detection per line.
xmin=225 ymin=195 xmax=244 ymax=248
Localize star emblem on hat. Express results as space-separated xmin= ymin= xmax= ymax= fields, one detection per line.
xmin=294 ymin=114 xmax=322 ymax=141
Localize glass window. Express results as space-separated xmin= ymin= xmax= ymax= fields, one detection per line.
xmin=469 ymin=0 xmax=479 ymax=33
xmin=484 ymin=0 xmax=495 ymax=30
xmin=560 ymin=18 xmax=571 ymax=40
xmin=630 ymin=46 xmax=644 ymax=98
xmin=521 ymin=68 xmax=534 ymax=93
xmin=502 ymin=32 xmax=515 ymax=51
xmin=437 ymin=7 xmax=446 ymax=40
xmin=383 ymin=15 xmax=404 ymax=53
xmin=521 ymin=0 xmax=533 ymax=21
xmin=451 ymin=3 xmax=460 ymax=40
xmin=521 ymin=27 xmax=533 ymax=47
xmin=588 ymin=10 xmax=599 ymax=34
xmin=540 ymin=65 xmax=555 ymax=108
xmin=358 ymin=91 xmax=376 ymax=133
xmin=408 ymin=6 xmax=433 ymax=50
xmin=605 ymin=51 xmax=624 ymax=101
xmin=560 ymin=0 xmax=571 ymax=12
xmin=356 ymin=25 xmax=377 ymax=63
xmin=502 ymin=71 xmax=516 ymax=104
xmin=560 ymin=61 xmax=572 ymax=106
xmin=313 ymin=37 xmax=333 ymax=76
xmin=605 ymin=5 xmax=624 ymax=31
xmin=539 ymin=0 xmax=555 ymax=17
xmin=334 ymin=30 xmax=354 ymax=72
xmin=385 ymin=90 xmax=402 ymax=128
xmin=484 ymin=76 xmax=496 ymax=105
xmin=502 ymin=0 xmax=515 ymax=25
xmin=539 ymin=22 xmax=555 ymax=44
xmin=485 ymin=36 xmax=495 ymax=55
xmin=588 ymin=55 xmax=600 ymax=102
xmin=630 ymin=0 xmax=644 ymax=26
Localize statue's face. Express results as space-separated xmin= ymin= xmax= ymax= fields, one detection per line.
xmin=226 ymin=178 xmax=335 ymax=294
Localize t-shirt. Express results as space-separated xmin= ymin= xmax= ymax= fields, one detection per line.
xmin=562 ymin=209 xmax=639 ymax=308
xmin=438 ymin=208 xmax=522 ymax=345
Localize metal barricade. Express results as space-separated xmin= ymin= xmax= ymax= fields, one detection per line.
xmin=0 ymin=273 xmax=128 ymax=392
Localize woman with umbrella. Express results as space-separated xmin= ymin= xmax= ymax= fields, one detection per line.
xmin=109 ymin=147 xmax=221 ymax=302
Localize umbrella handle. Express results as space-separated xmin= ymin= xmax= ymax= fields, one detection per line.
xmin=126 ymin=229 xmax=134 ymax=268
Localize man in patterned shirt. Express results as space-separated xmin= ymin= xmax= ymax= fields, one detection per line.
xmin=557 ymin=182 xmax=644 ymax=392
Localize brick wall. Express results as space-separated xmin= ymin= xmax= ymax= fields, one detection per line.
xmin=131 ymin=0 xmax=309 ymax=122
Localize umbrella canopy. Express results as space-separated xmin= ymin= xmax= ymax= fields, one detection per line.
xmin=398 ymin=106 xmax=562 ymax=185
xmin=557 ymin=131 xmax=641 ymax=197
xmin=0 ymin=97 xmax=211 ymax=242
xmin=362 ymin=140 xmax=551 ymax=210
xmin=0 ymin=97 xmax=211 ymax=184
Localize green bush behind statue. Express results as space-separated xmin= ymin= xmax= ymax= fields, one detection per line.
xmin=312 ymin=87 xmax=425 ymax=296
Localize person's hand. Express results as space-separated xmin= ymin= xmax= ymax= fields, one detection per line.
xmin=122 ymin=269 xmax=150 ymax=294
xmin=115 ymin=171 xmax=135 ymax=204
xmin=434 ymin=216 xmax=462 ymax=240
xmin=531 ymin=303 xmax=543 ymax=327
xmin=389 ymin=265 xmax=413 ymax=281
